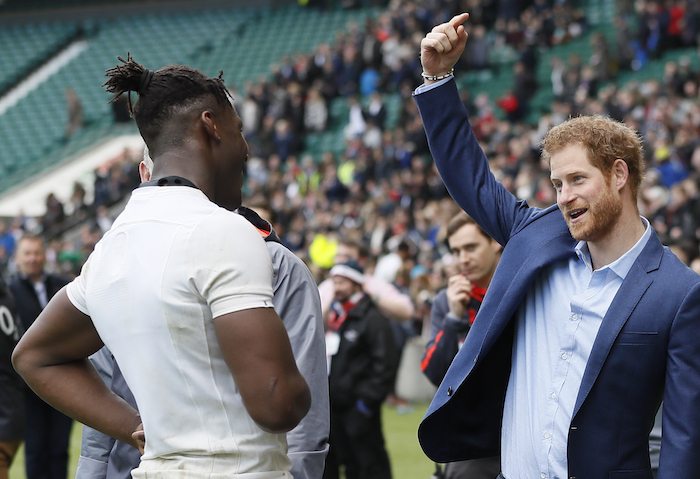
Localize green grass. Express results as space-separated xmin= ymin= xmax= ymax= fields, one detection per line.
xmin=9 ymin=403 xmax=434 ymax=479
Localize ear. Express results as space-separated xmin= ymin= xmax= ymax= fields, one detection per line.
xmin=612 ymin=158 xmax=629 ymax=192
xmin=490 ymin=238 xmax=503 ymax=255
xmin=201 ymin=111 xmax=221 ymax=142
xmin=138 ymin=161 xmax=151 ymax=182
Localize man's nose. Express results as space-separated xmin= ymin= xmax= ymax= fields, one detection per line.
xmin=558 ymin=184 xmax=575 ymax=205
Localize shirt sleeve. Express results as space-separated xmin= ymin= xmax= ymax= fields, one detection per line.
xmin=413 ymin=76 xmax=453 ymax=95
xmin=190 ymin=211 xmax=275 ymax=319
xmin=66 ymin=254 xmax=92 ymax=316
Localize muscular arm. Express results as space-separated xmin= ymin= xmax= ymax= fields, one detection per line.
xmin=214 ymin=307 xmax=310 ymax=433
xmin=11 ymin=289 xmax=142 ymax=448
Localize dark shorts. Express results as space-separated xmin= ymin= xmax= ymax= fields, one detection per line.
xmin=0 ymin=379 xmax=25 ymax=441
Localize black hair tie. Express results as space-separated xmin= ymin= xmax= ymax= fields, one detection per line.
xmin=138 ymin=69 xmax=154 ymax=94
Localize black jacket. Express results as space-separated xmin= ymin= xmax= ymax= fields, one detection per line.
xmin=328 ymin=295 xmax=399 ymax=411
xmin=9 ymin=273 xmax=69 ymax=331
xmin=0 ymin=279 xmax=25 ymax=439
xmin=421 ymin=288 xmax=483 ymax=387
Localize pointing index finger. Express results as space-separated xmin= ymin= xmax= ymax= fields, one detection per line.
xmin=450 ymin=12 xmax=470 ymax=29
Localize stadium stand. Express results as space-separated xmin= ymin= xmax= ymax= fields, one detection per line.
xmin=0 ymin=21 xmax=79 ymax=94
xmin=0 ymin=0 xmax=697 ymax=304
xmin=0 ymin=4 xmax=379 ymax=194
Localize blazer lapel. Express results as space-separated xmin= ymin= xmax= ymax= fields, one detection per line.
xmin=573 ymin=234 xmax=663 ymax=417
xmin=479 ymin=231 xmax=577 ymax=357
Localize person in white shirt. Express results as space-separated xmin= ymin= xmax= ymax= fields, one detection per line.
xmin=12 ymin=55 xmax=310 ymax=478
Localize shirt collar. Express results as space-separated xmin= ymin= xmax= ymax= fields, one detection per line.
xmin=575 ymin=216 xmax=652 ymax=278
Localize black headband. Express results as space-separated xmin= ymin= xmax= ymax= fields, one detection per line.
xmin=138 ymin=69 xmax=154 ymax=94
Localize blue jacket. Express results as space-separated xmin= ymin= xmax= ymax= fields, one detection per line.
xmin=415 ymin=79 xmax=700 ymax=479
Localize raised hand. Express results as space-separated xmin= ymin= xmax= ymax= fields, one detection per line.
xmin=446 ymin=274 xmax=472 ymax=318
xmin=420 ymin=13 xmax=470 ymax=80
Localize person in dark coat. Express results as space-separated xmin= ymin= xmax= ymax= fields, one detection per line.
xmin=421 ymin=211 xmax=501 ymax=478
xmin=9 ymin=235 xmax=71 ymax=479
xmin=0 ymin=278 xmax=23 ymax=479
xmin=323 ymin=260 xmax=399 ymax=479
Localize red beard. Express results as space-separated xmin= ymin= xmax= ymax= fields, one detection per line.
xmin=564 ymin=186 xmax=622 ymax=242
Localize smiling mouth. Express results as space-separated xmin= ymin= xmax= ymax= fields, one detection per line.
xmin=568 ymin=208 xmax=587 ymax=221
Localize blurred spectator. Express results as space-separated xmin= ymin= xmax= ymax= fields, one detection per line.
xmin=64 ymin=88 xmax=83 ymax=139
xmin=344 ymin=95 xmax=367 ymax=139
xmin=41 ymin=193 xmax=65 ymax=237
xmin=323 ymin=260 xmax=399 ymax=479
xmin=0 ymin=276 xmax=23 ymax=479
xmin=364 ymin=91 xmax=386 ymax=130
xmin=0 ymin=221 xmax=16 ymax=262
xmin=94 ymin=205 xmax=113 ymax=234
xmin=464 ymin=24 xmax=491 ymax=70
xmin=422 ymin=212 xmax=502 ymax=478
xmin=304 ymin=87 xmax=329 ymax=132
xmin=318 ymin=238 xmax=414 ymax=322
xmin=8 ymin=235 xmax=72 ymax=479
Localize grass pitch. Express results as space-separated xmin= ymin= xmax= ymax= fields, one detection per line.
xmin=9 ymin=402 xmax=435 ymax=479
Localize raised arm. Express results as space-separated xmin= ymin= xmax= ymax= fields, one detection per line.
xmin=214 ymin=307 xmax=310 ymax=432
xmin=416 ymin=13 xmax=534 ymax=245
xmin=12 ymin=289 xmax=142 ymax=450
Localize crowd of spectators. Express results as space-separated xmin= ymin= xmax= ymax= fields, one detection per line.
xmin=1 ymin=0 xmax=700 ymax=346
xmin=0 ymin=148 xmax=140 ymax=278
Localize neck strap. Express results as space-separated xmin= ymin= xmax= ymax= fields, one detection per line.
xmin=139 ymin=176 xmax=198 ymax=189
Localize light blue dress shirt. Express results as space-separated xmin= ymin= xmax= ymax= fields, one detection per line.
xmin=501 ymin=218 xmax=652 ymax=479
xmin=414 ymin=76 xmax=453 ymax=95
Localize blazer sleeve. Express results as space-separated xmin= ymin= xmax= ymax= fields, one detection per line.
xmin=659 ymin=281 xmax=700 ymax=477
xmin=414 ymin=79 xmax=537 ymax=246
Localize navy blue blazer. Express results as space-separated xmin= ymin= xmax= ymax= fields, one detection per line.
xmin=415 ymin=80 xmax=700 ymax=478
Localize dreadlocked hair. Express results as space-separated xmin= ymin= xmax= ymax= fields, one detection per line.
xmin=104 ymin=53 xmax=231 ymax=149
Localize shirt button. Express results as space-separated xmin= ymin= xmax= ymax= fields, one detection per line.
xmin=540 ymin=473 xmax=547 ymax=479
xmin=550 ymin=392 xmax=557 ymax=399
xmin=570 ymin=313 xmax=578 ymax=321
xmin=560 ymin=352 xmax=568 ymax=360
xmin=543 ymin=432 xmax=551 ymax=439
